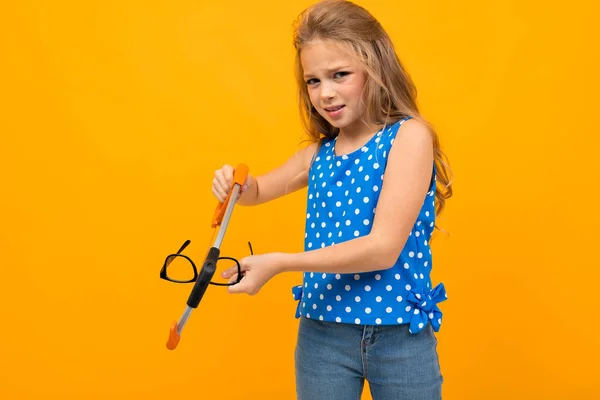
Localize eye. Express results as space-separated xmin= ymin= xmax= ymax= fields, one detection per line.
xmin=306 ymin=78 xmax=319 ymax=86
xmin=333 ymin=71 xmax=350 ymax=79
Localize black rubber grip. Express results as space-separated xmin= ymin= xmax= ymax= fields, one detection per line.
xmin=186 ymin=247 xmax=220 ymax=308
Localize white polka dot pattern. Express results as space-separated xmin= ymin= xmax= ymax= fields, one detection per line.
xmin=291 ymin=117 xmax=447 ymax=333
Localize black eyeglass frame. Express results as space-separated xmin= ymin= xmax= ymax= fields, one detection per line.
xmin=160 ymin=239 xmax=253 ymax=286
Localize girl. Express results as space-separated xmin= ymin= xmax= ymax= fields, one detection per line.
xmin=213 ymin=0 xmax=453 ymax=398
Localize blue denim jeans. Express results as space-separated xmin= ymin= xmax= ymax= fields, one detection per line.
xmin=295 ymin=316 xmax=443 ymax=400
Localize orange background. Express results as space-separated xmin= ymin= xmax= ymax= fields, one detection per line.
xmin=1 ymin=1 xmax=598 ymax=399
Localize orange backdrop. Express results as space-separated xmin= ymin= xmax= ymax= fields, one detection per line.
xmin=1 ymin=1 xmax=598 ymax=399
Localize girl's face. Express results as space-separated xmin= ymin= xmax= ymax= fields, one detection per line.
xmin=301 ymin=39 xmax=373 ymax=136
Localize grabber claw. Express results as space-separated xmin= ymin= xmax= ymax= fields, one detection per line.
xmin=165 ymin=163 xmax=249 ymax=350
xmin=166 ymin=321 xmax=180 ymax=350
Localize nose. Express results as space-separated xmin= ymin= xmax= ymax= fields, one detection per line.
xmin=319 ymin=82 xmax=335 ymax=102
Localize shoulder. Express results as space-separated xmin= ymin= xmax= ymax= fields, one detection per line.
xmin=396 ymin=117 xmax=433 ymax=142
xmin=389 ymin=118 xmax=434 ymax=156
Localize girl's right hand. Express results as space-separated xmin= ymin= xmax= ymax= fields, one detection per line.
xmin=212 ymin=164 xmax=253 ymax=203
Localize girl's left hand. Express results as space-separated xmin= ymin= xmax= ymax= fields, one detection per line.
xmin=221 ymin=253 xmax=285 ymax=295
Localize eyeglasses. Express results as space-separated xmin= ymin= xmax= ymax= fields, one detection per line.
xmin=160 ymin=239 xmax=253 ymax=286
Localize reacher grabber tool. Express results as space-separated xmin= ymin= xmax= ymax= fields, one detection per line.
xmin=165 ymin=163 xmax=249 ymax=350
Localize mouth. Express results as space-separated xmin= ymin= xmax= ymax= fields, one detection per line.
xmin=324 ymin=105 xmax=345 ymax=118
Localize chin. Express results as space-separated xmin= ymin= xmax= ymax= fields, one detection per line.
xmin=323 ymin=116 xmax=350 ymax=130
xmin=329 ymin=119 xmax=356 ymax=131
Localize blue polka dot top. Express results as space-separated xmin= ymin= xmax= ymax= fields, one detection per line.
xmin=292 ymin=116 xmax=447 ymax=334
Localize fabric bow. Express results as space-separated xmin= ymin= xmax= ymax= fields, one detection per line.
xmin=292 ymin=285 xmax=303 ymax=319
xmin=406 ymin=283 xmax=447 ymax=334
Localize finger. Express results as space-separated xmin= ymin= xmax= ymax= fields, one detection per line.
xmin=241 ymin=174 xmax=253 ymax=192
xmin=223 ymin=165 xmax=234 ymax=188
xmin=228 ymin=273 xmax=238 ymax=284
xmin=212 ymin=185 xmax=226 ymax=203
xmin=212 ymin=178 xmax=228 ymax=202
xmin=228 ymin=279 xmax=250 ymax=294
xmin=229 ymin=270 xmax=248 ymax=283
xmin=221 ymin=264 xmax=241 ymax=278
xmin=216 ymin=165 xmax=234 ymax=192
xmin=214 ymin=169 xmax=231 ymax=195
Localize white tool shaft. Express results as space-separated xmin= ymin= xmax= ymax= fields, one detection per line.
xmin=213 ymin=184 xmax=241 ymax=250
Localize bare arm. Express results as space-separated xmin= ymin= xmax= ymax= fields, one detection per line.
xmin=278 ymin=119 xmax=434 ymax=273
xmin=237 ymin=141 xmax=319 ymax=206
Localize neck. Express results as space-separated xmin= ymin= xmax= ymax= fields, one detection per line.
xmin=334 ymin=118 xmax=385 ymax=156
xmin=338 ymin=118 xmax=384 ymax=142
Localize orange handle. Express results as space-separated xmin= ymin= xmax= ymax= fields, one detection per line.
xmin=211 ymin=163 xmax=249 ymax=228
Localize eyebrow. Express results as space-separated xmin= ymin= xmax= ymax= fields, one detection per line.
xmin=303 ymin=65 xmax=352 ymax=80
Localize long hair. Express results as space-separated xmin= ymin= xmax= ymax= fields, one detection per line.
xmin=292 ymin=0 xmax=453 ymax=222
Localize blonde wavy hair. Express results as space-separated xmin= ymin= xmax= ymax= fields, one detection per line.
xmin=292 ymin=0 xmax=453 ymax=220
